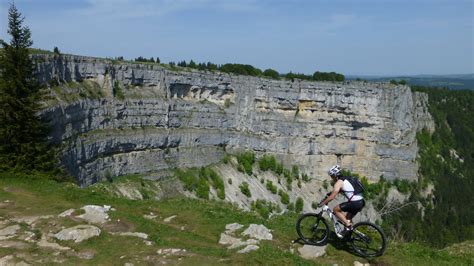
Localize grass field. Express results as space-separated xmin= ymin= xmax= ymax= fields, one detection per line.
xmin=0 ymin=172 xmax=472 ymax=265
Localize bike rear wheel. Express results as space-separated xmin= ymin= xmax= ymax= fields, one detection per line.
xmin=296 ymin=213 xmax=330 ymax=245
xmin=349 ymin=222 xmax=387 ymax=257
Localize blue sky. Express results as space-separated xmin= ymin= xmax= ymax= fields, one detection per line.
xmin=1 ymin=0 xmax=473 ymax=76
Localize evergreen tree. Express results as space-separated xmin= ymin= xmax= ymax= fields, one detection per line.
xmin=0 ymin=3 xmax=56 ymax=172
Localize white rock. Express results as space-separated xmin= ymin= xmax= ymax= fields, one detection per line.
xmin=54 ymin=225 xmax=101 ymax=243
xmin=0 ymin=224 xmax=20 ymax=239
xmin=298 ymin=245 xmax=327 ymax=259
xmin=218 ymin=233 xmax=241 ymax=246
xmin=228 ymin=238 xmax=259 ymax=249
xmin=37 ymin=236 xmax=71 ymax=250
xmin=58 ymin=209 xmax=75 ymax=217
xmin=241 ymin=224 xmax=272 ymax=240
xmin=237 ymin=244 xmax=259 ymax=253
xmin=77 ymin=205 xmax=110 ymax=224
xmin=143 ymin=214 xmax=157 ymax=220
xmin=163 ymin=215 xmax=176 ymax=223
xmin=225 ymin=223 xmax=244 ymax=234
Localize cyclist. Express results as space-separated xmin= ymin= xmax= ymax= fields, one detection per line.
xmin=319 ymin=165 xmax=365 ymax=234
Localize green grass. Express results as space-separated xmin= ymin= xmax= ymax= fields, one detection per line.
xmin=0 ymin=172 xmax=471 ymax=265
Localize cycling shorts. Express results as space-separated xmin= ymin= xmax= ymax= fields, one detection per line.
xmin=340 ymin=199 xmax=365 ymax=216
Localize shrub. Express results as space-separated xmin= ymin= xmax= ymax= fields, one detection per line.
xmin=278 ymin=189 xmax=290 ymax=205
xmin=393 ymin=178 xmax=411 ymax=194
xmin=295 ymin=197 xmax=304 ymax=213
xmin=251 ymin=199 xmax=278 ymax=218
xmin=266 ymin=180 xmax=277 ymax=194
xmin=292 ymin=165 xmax=300 ymax=179
xmin=258 ymin=155 xmax=277 ymax=172
xmin=175 ymin=169 xmax=196 ymax=191
xmin=228 ymin=178 xmax=232 ymax=185
xmin=275 ymin=163 xmax=284 ymax=175
xmin=287 ymin=202 xmax=295 ymax=212
xmin=196 ymin=176 xmax=209 ymax=199
xmin=200 ymin=167 xmax=225 ymax=200
xmin=302 ymin=173 xmax=310 ymax=182
xmin=222 ymin=154 xmax=230 ymax=164
xmin=236 ymin=151 xmax=255 ymax=175
xmin=239 ymin=182 xmax=251 ymax=197
xmin=262 ymin=68 xmax=280 ymax=79
xmin=113 ymin=81 xmax=124 ymax=99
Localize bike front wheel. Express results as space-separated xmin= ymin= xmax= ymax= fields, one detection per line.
xmin=296 ymin=213 xmax=330 ymax=245
xmin=349 ymin=222 xmax=387 ymax=257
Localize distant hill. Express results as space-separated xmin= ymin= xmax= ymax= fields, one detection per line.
xmin=348 ymin=74 xmax=474 ymax=90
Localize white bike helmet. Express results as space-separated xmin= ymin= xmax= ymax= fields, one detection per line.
xmin=328 ymin=165 xmax=342 ymax=177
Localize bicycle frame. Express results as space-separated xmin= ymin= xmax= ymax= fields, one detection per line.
xmin=317 ymin=205 xmax=346 ymax=236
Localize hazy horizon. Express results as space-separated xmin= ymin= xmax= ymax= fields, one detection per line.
xmin=1 ymin=0 xmax=473 ymax=76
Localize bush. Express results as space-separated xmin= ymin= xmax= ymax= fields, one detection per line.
xmin=113 ymin=81 xmax=124 ymax=99
xmin=175 ymin=169 xmax=197 ymax=191
xmin=196 ymin=176 xmax=210 ymax=199
xmin=258 ymin=155 xmax=277 ymax=172
xmin=199 ymin=167 xmax=225 ymax=200
xmin=302 ymin=173 xmax=310 ymax=182
xmin=251 ymin=199 xmax=279 ymax=218
xmin=266 ymin=180 xmax=277 ymax=194
xmin=239 ymin=182 xmax=251 ymax=197
xmin=262 ymin=68 xmax=280 ymax=79
xmin=292 ymin=165 xmax=300 ymax=179
xmin=278 ymin=189 xmax=290 ymax=205
xmin=287 ymin=202 xmax=295 ymax=212
xmin=222 ymin=154 xmax=230 ymax=164
xmin=236 ymin=151 xmax=255 ymax=175
xmin=295 ymin=197 xmax=304 ymax=213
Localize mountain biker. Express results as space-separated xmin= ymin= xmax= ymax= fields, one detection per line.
xmin=319 ymin=165 xmax=365 ymax=231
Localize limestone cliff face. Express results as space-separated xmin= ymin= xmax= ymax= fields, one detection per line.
xmin=35 ymin=54 xmax=434 ymax=186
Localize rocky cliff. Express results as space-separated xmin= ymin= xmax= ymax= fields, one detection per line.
xmin=34 ymin=54 xmax=434 ymax=186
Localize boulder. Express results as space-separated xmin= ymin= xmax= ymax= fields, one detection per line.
xmin=76 ymin=205 xmax=111 ymax=224
xmin=298 ymin=245 xmax=327 ymax=259
xmin=54 ymin=225 xmax=101 ymax=243
xmin=237 ymin=244 xmax=259 ymax=254
xmin=241 ymin=224 xmax=272 ymax=240
xmin=228 ymin=238 xmax=259 ymax=249
xmin=218 ymin=233 xmax=241 ymax=246
xmin=225 ymin=223 xmax=244 ymax=234
xmin=0 ymin=224 xmax=20 ymax=240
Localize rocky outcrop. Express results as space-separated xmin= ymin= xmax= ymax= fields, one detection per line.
xmin=34 ymin=54 xmax=434 ymax=186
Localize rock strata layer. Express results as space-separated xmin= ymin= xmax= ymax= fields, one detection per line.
xmin=34 ymin=54 xmax=434 ymax=185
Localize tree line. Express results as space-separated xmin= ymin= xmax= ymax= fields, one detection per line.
xmin=163 ymin=59 xmax=345 ymax=81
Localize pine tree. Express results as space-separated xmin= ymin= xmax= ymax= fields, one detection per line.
xmin=0 ymin=3 xmax=56 ymax=172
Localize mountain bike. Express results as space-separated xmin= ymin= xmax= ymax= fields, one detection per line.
xmin=295 ymin=196 xmax=387 ymax=257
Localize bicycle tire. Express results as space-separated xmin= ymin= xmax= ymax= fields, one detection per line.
xmin=296 ymin=213 xmax=330 ymax=245
xmin=349 ymin=221 xmax=387 ymax=257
